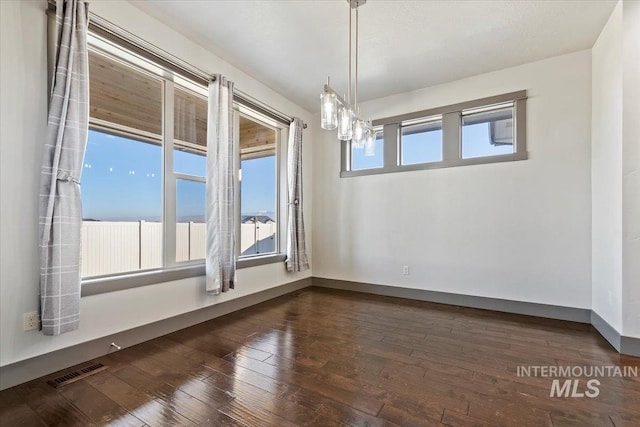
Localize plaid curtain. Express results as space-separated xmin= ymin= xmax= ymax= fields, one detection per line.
xmin=286 ymin=118 xmax=310 ymax=272
xmin=205 ymin=75 xmax=236 ymax=293
xmin=38 ymin=0 xmax=89 ymax=335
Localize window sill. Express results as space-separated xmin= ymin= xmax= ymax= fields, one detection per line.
xmin=81 ymin=265 xmax=205 ymax=297
xmin=237 ymin=253 xmax=286 ymax=269
xmin=341 ymin=151 xmax=528 ymax=178
xmin=81 ymin=254 xmax=286 ymax=297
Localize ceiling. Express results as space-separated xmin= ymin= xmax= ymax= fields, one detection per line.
xmin=130 ymin=0 xmax=616 ymax=112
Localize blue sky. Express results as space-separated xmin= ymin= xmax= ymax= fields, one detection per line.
xmin=173 ymin=149 xmax=276 ymax=221
xmin=82 ymin=131 xmax=162 ymax=221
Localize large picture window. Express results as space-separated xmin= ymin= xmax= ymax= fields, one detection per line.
xmin=82 ymin=35 xmax=288 ymax=286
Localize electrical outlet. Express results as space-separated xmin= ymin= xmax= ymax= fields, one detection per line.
xmin=23 ymin=311 xmax=39 ymax=332
xmin=402 ymin=265 xmax=410 ymax=275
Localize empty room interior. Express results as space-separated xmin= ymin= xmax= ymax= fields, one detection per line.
xmin=1 ymin=0 xmax=639 ymax=425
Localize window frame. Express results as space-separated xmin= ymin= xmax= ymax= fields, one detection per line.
xmin=236 ymin=107 xmax=287 ymax=262
xmin=340 ymin=91 xmax=527 ymax=177
xmin=80 ymin=31 xmax=289 ymax=297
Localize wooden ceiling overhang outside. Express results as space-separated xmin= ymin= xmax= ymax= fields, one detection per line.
xmin=88 ymin=50 xmax=276 ymax=159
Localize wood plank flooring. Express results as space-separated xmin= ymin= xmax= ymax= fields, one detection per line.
xmin=1 ymin=287 xmax=639 ymax=426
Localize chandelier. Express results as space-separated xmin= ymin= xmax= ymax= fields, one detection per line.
xmin=320 ymin=0 xmax=376 ymax=156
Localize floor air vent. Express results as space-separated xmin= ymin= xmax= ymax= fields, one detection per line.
xmin=47 ymin=363 xmax=107 ymax=388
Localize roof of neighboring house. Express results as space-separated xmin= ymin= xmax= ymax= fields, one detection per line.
xmin=241 ymin=215 xmax=274 ymax=224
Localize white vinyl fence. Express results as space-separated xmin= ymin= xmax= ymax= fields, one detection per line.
xmin=176 ymin=222 xmax=206 ymax=263
xmin=240 ymin=222 xmax=276 ymax=256
xmin=82 ymin=221 xmax=276 ymax=278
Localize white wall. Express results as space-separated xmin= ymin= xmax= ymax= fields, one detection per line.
xmin=591 ymin=0 xmax=640 ymax=339
xmin=0 ymin=0 xmax=313 ymax=367
xmin=591 ymin=2 xmax=623 ymax=333
xmin=313 ymin=50 xmax=593 ymax=310
xmin=622 ymin=0 xmax=640 ymax=339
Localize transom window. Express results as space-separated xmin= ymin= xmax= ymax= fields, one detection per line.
xmin=341 ymin=91 xmax=527 ymax=176
xmin=461 ymin=105 xmax=515 ymax=159
xmin=400 ymin=116 xmax=443 ymax=165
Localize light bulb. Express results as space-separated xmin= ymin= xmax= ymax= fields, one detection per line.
xmin=353 ymin=119 xmax=365 ymax=148
xmin=320 ymin=91 xmax=337 ymax=130
xmin=364 ymin=128 xmax=376 ymax=157
xmin=337 ymin=106 xmax=353 ymax=141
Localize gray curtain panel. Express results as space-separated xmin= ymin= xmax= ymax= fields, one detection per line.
xmin=38 ymin=0 xmax=89 ymax=335
xmin=206 ymin=75 xmax=236 ymax=293
xmin=286 ymin=118 xmax=310 ymax=272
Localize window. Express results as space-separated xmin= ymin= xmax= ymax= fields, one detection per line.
xmin=351 ymin=132 xmax=384 ymax=171
xmin=173 ymin=85 xmax=207 ymax=263
xmin=239 ymin=115 xmax=279 ymax=257
xmin=82 ymin=130 xmax=164 ymax=278
xmin=461 ymin=105 xmax=514 ymax=159
xmin=340 ymin=91 xmax=527 ymax=177
xmin=82 ymin=49 xmax=164 ymax=278
xmin=400 ymin=117 xmax=443 ymax=165
xmin=81 ymin=32 xmax=288 ymax=286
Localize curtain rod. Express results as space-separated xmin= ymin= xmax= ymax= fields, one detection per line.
xmin=48 ymin=1 xmax=307 ymax=129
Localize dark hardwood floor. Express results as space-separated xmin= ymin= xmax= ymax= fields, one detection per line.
xmin=1 ymin=287 xmax=639 ymax=426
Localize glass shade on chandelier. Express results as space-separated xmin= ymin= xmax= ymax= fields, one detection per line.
xmin=337 ymin=106 xmax=353 ymax=141
xmin=320 ymin=90 xmax=338 ymax=130
xmin=320 ymin=0 xmax=373 ymax=153
xmin=353 ymin=118 xmax=366 ymax=148
xmin=364 ymin=128 xmax=376 ymax=157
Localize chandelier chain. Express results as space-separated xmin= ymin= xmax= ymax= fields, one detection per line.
xmin=320 ymin=0 xmax=375 ymax=157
